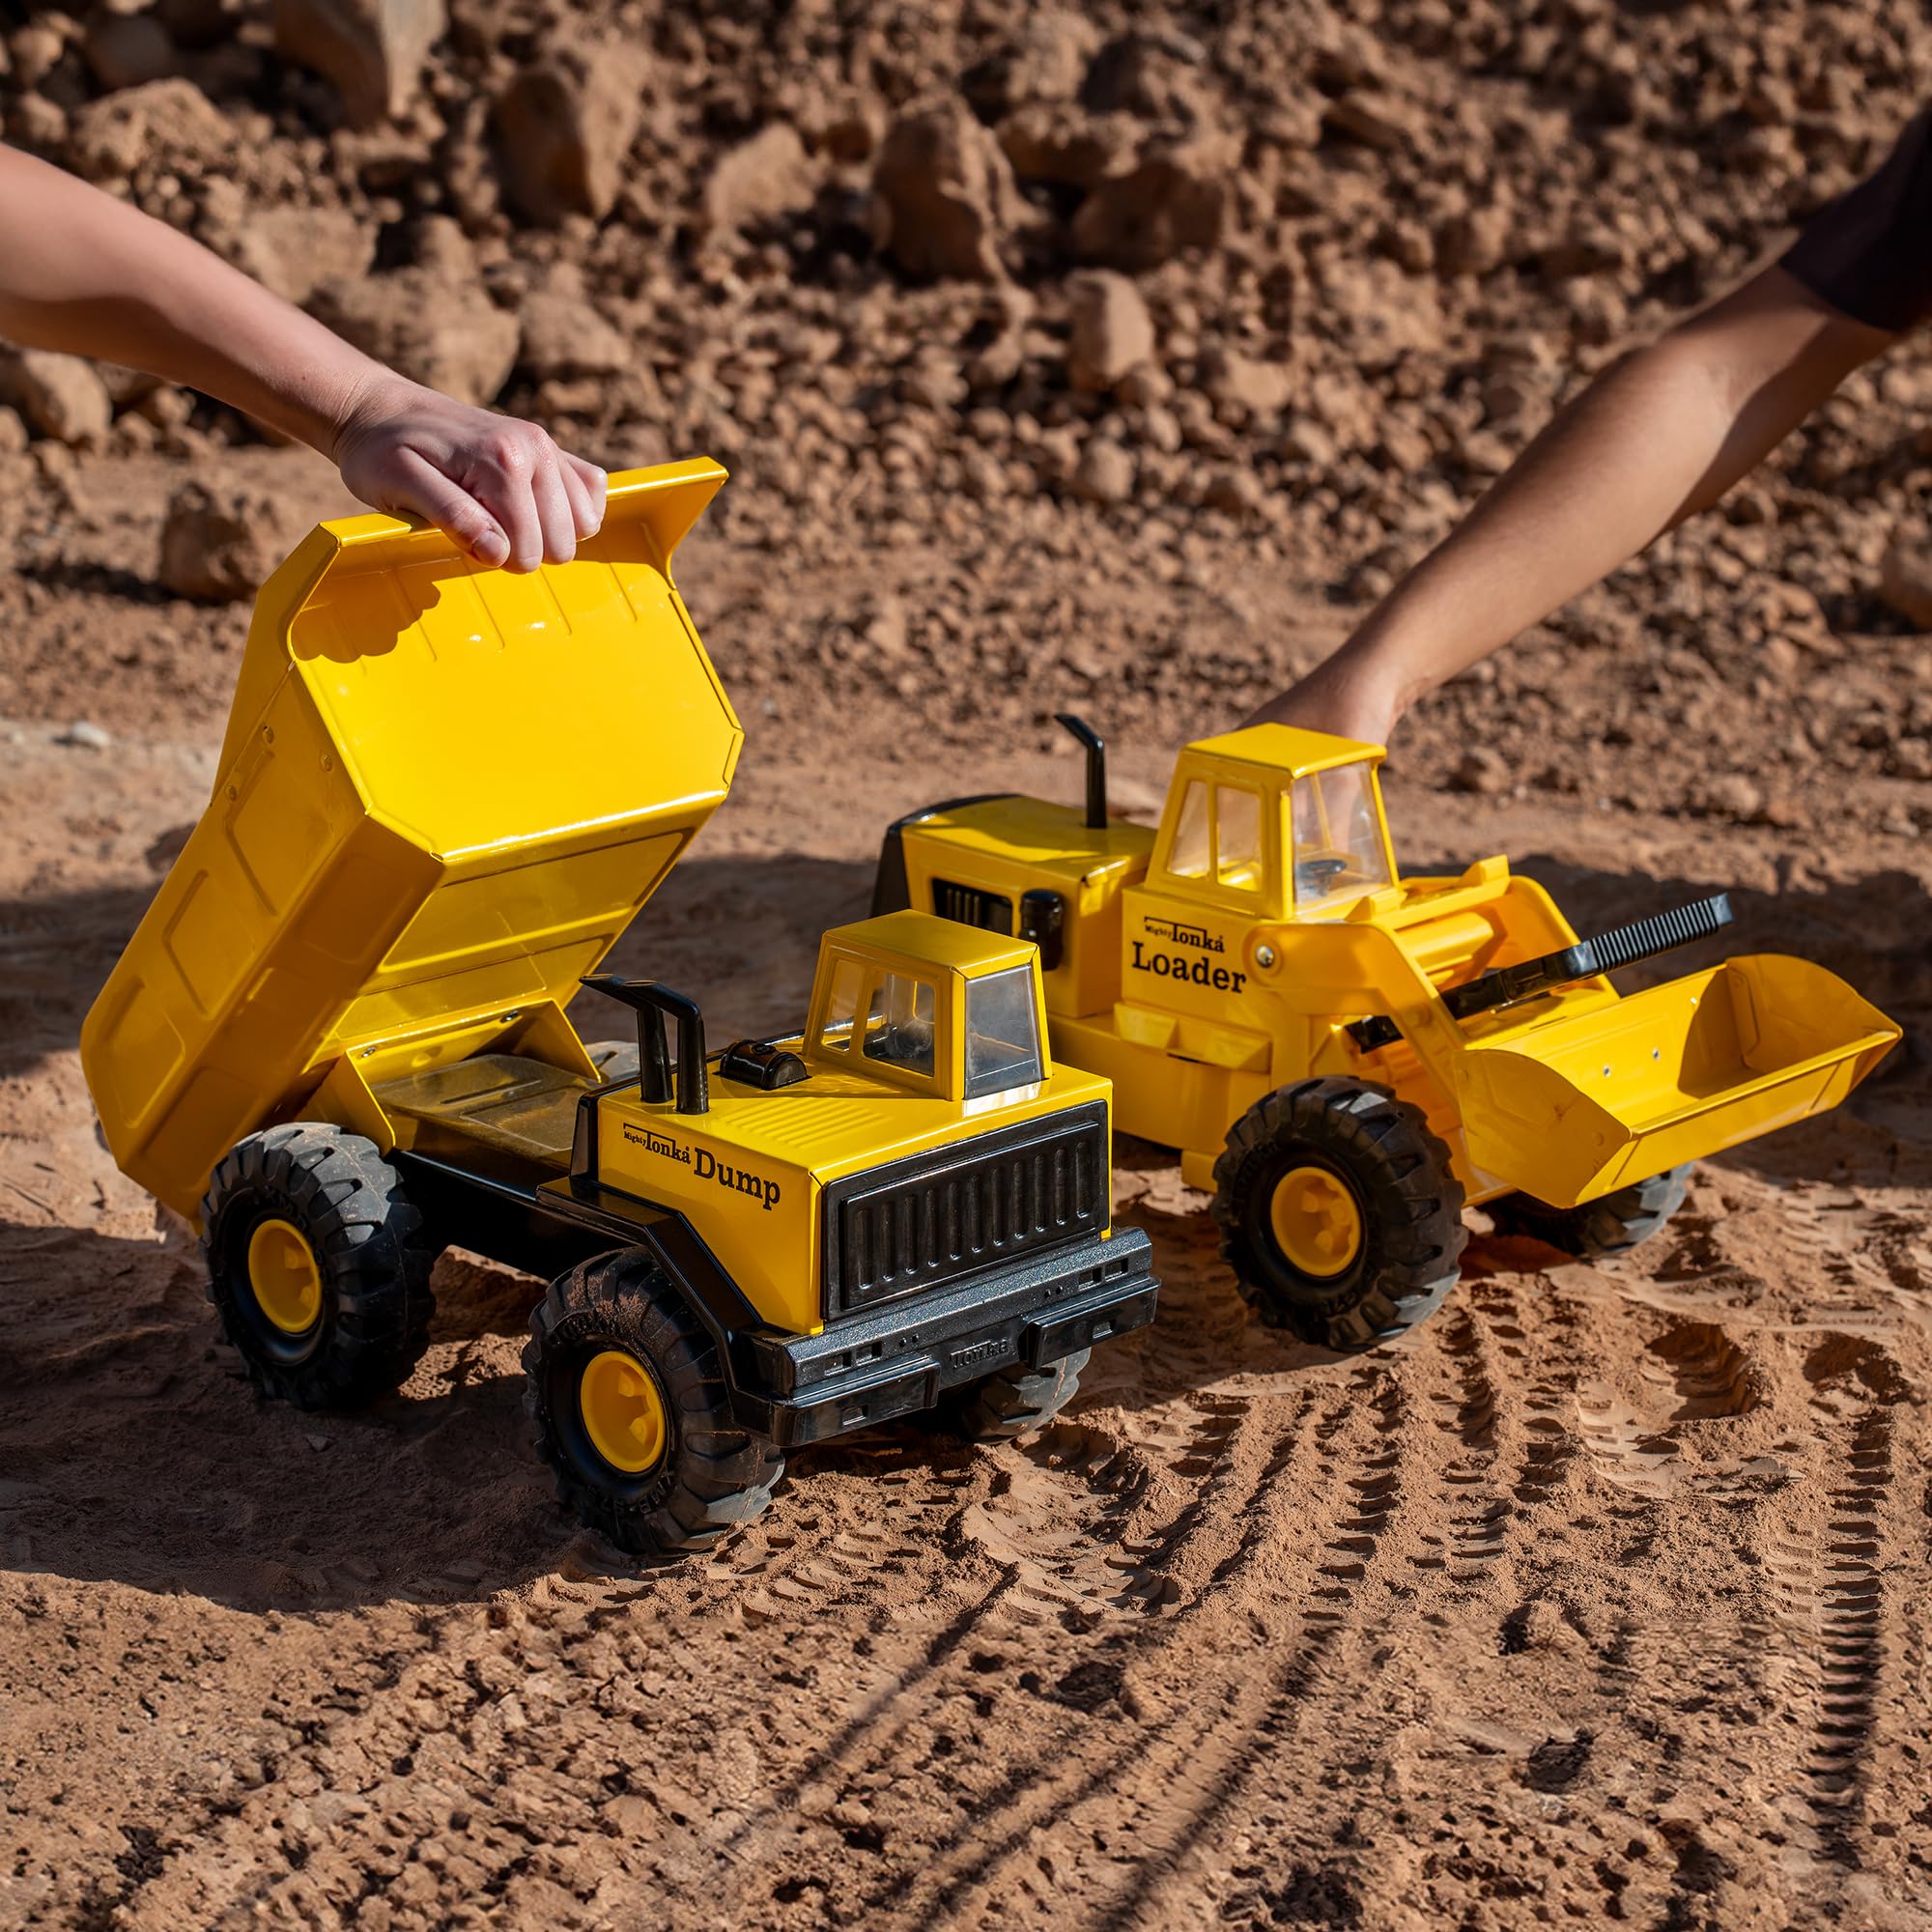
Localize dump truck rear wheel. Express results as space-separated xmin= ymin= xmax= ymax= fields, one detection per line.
xmin=942 ymin=1349 xmax=1091 ymax=1441
xmin=524 ymin=1250 xmax=783 ymax=1556
xmin=200 ymin=1123 xmax=436 ymax=1409
xmin=1212 ymin=1079 xmax=1467 ymax=1351
xmin=1492 ymin=1165 xmax=1690 ymax=1261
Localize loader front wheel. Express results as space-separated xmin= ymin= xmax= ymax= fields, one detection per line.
xmin=200 ymin=1123 xmax=437 ymax=1409
xmin=1491 ymin=1165 xmax=1690 ymax=1261
xmin=1212 ymin=1080 xmax=1466 ymax=1351
xmin=525 ymin=1250 xmax=783 ymax=1556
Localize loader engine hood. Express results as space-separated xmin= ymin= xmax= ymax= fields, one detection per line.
xmin=83 ymin=457 xmax=742 ymax=1218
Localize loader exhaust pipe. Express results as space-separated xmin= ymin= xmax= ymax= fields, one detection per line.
xmin=1054 ymin=713 xmax=1109 ymax=830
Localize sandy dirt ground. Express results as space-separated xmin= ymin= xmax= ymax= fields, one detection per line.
xmin=5 ymin=458 xmax=1932 ymax=1929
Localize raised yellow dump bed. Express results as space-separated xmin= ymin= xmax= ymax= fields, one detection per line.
xmin=82 ymin=458 xmax=739 ymax=1221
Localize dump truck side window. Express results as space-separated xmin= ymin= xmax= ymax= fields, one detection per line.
xmin=1168 ymin=781 xmax=1211 ymax=877
xmin=863 ymin=971 xmax=937 ymax=1078
xmin=963 ymin=966 xmax=1042 ymax=1097
xmin=1216 ymin=785 xmax=1264 ymax=891
xmin=820 ymin=957 xmax=864 ymax=1049
xmin=1290 ymin=764 xmax=1393 ymax=915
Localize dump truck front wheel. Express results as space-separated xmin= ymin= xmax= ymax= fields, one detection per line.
xmin=939 ymin=1349 xmax=1091 ymax=1441
xmin=1212 ymin=1080 xmax=1466 ymax=1351
xmin=200 ymin=1123 xmax=436 ymax=1408
xmin=524 ymin=1250 xmax=784 ymax=1556
xmin=1492 ymin=1165 xmax=1690 ymax=1261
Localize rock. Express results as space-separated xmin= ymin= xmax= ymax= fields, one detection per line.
xmin=962 ymin=11 xmax=1096 ymax=117
xmin=0 ymin=350 xmax=112 ymax=445
xmin=872 ymin=99 xmax=1020 ymax=282
xmin=492 ymin=41 xmax=647 ymax=225
xmin=272 ymin=0 xmax=444 ymax=127
xmin=68 ymin=75 xmax=231 ymax=179
xmin=207 ymin=205 xmax=374 ymax=305
xmin=0 ymin=407 xmax=28 ymax=456
xmin=158 ymin=481 xmax=302 ymax=603
xmin=1071 ymin=132 xmax=1233 ymax=270
xmin=1450 ymin=747 xmax=1511 ymax=795
xmin=83 ymin=13 xmax=180 ymax=93
xmin=1879 ymin=538 xmax=1932 ymax=630
xmin=1281 ymin=414 xmax=1338 ymax=468
xmin=1071 ymin=437 xmax=1134 ymax=503
xmin=997 ymin=101 xmax=1137 ymax=189
xmin=1690 ymin=772 xmax=1765 ymax=821
xmin=308 ymin=269 xmax=520 ymax=405
xmin=1204 ymin=466 xmax=1264 ymax=517
xmin=518 ymin=290 xmax=631 ymax=381
xmin=56 ymin=720 xmax=112 ymax=750
xmin=1321 ymin=89 xmax=1419 ymax=152
xmin=1201 ymin=347 xmax=1296 ymax=421
xmin=1067 ymin=270 xmax=1154 ymax=393
xmin=1079 ymin=30 xmax=1209 ymax=120
xmin=702 ymin=123 xmax=815 ymax=238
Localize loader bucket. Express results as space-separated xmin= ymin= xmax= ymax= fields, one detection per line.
xmin=81 ymin=458 xmax=741 ymax=1221
xmin=1452 ymin=954 xmax=1899 ymax=1208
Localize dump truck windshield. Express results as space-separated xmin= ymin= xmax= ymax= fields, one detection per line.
xmin=1291 ymin=764 xmax=1391 ymax=916
xmin=863 ymin=970 xmax=938 ymax=1077
xmin=964 ymin=966 xmax=1042 ymax=1097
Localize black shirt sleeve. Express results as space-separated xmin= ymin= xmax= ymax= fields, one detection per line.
xmin=1781 ymin=106 xmax=1932 ymax=331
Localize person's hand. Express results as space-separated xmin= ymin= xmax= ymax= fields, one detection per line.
xmin=1242 ymin=639 xmax=1404 ymax=748
xmin=328 ymin=371 xmax=607 ymax=571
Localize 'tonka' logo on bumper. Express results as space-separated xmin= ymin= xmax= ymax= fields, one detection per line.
xmin=621 ymin=1122 xmax=782 ymax=1210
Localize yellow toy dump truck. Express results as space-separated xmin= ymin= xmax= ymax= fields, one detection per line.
xmin=874 ymin=716 xmax=1898 ymax=1350
xmin=80 ymin=462 xmax=1154 ymax=1556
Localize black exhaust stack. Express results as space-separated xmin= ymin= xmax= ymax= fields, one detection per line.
xmin=1054 ymin=713 xmax=1109 ymax=830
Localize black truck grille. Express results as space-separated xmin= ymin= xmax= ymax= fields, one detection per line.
xmin=933 ymin=877 xmax=1014 ymax=936
xmin=822 ymin=1101 xmax=1109 ymax=1317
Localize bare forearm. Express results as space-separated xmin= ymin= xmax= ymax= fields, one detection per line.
xmin=0 ymin=147 xmax=379 ymax=454
xmin=1252 ymin=268 xmax=1893 ymax=742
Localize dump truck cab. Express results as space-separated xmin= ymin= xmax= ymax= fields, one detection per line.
xmin=81 ymin=463 xmax=1155 ymax=1559
xmin=877 ymin=716 xmax=1897 ymax=1352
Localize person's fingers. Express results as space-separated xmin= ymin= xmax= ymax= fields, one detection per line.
xmin=559 ymin=455 xmax=604 ymax=541
xmin=529 ymin=446 xmax=578 ymax=565
xmin=468 ymin=429 xmax=545 ymax=572
xmin=380 ymin=447 xmax=509 ymax=566
xmin=563 ymin=452 xmax=608 ymax=536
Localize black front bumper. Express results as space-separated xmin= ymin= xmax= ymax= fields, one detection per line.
xmin=738 ymin=1229 xmax=1156 ymax=1448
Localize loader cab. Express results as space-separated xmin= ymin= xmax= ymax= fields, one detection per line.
xmin=805 ymin=909 xmax=1051 ymax=1104
xmin=1148 ymin=726 xmax=1397 ymax=926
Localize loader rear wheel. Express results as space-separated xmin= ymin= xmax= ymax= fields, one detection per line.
xmin=524 ymin=1250 xmax=783 ymax=1556
xmin=1492 ymin=1165 xmax=1690 ymax=1261
xmin=942 ymin=1349 xmax=1091 ymax=1441
xmin=200 ymin=1123 xmax=436 ymax=1409
xmin=1212 ymin=1079 xmax=1466 ymax=1351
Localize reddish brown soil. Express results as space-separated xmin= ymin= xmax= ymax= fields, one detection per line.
xmin=7 ymin=4 xmax=1932 ymax=1929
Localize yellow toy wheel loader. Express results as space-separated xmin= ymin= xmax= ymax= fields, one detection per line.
xmin=80 ymin=464 xmax=1155 ymax=1557
xmin=874 ymin=716 xmax=1898 ymax=1350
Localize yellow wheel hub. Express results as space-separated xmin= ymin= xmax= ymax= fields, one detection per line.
xmin=1269 ymin=1165 xmax=1363 ymax=1278
xmin=579 ymin=1349 xmax=668 ymax=1474
xmin=247 ymin=1217 xmax=324 ymax=1335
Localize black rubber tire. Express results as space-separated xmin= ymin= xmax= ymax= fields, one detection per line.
xmin=199 ymin=1122 xmax=437 ymax=1409
xmin=942 ymin=1348 xmax=1091 ymax=1441
xmin=1211 ymin=1078 xmax=1467 ymax=1351
xmin=1491 ymin=1164 xmax=1690 ymax=1261
xmin=523 ymin=1249 xmax=783 ymax=1556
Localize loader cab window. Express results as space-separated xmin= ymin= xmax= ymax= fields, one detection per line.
xmin=1290 ymin=763 xmax=1393 ymax=917
xmin=963 ymin=966 xmax=1043 ymax=1097
xmin=863 ymin=970 xmax=937 ymax=1079
xmin=1162 ymin=781 xmax=1267 ymax=894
